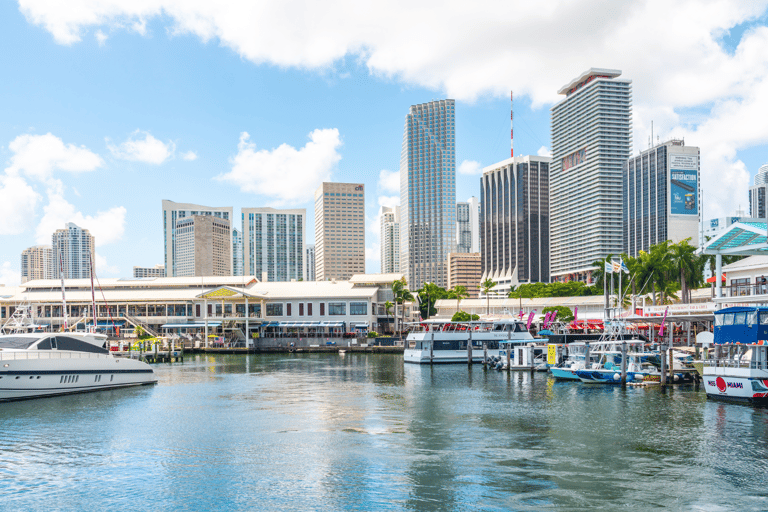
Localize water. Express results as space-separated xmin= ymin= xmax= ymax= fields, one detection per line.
xmin=1 ymin=354 xmax=768 ymax=511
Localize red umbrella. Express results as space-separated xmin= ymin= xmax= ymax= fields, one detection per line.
xmin=706 ymin=273 xmax=726 ymax=283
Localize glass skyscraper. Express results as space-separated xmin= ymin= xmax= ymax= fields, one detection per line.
xmin=242 ymin=207 xmax=305 ymax=282
xmin=400 ymin=99 xmax=456 ymax=289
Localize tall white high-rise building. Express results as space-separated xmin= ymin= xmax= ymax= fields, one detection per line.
xmin=400 ymin=99 xmax=456 ymax=289
xmin=21 ymin=245 xmax=53 ymax=283
xmin=242 ymin=207 xmax=305 ymax=282
xmin=315 ymin=182 xmax=365 ymax=281
xmin=305 ymin=245 xmax=315 ymax=281
xmin=550 ymin=68 xmax=632 ymax=282
xmin=749 ymin=163 xmax=768 ymax=220
xmin=456 ymin=196 xmax=479 ymax=253
xmin=232 ymin=228 xmax=244 ymax=276
xmin=133 ymin=265 xmax=166 ymax=278
xmin=380 ymin=205 xmax=400 ymax=274
xmin=52 ymin=223 xmax=95 ymax=279
xmin=175 ymin=215 xmax=231 ymax=277
xmin=162 ymin=200 xmax=233 ymax=277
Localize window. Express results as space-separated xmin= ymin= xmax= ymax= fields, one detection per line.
xmin=286 ymin=303 xmax=292 ymax=316
xmin=350 ymin=302 xmax=367 ymax=315
xmin=760 ymin=312 xmax=768 ymax=325
xmin=299 ymin=303 xmax=304 ymax=316
xmin=320 ymin=303 xmax=325 ymax=316
xmin=748 ymin=310 xmax=758 ymax=326
xmin=329 ymin=302 xmax=345 ymax=315
xmin=723 ymin=313 xmax=735 ymax=326
xmin=308 ymin=303 xmax=313 ymax=316
xmin=266 ymin=303 xmax=283 ymax=317
xmin=734 ymin=312 xmax=746 ymax=325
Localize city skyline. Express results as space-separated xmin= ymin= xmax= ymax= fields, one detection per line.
xmin=2 ymin=2 xmax=768 ymax=285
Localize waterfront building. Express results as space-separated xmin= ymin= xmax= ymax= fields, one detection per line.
xmin=314 ymin=182 xmax=365 ymax=281
xmin=699 ymin=213 xmax=758 ymax=280
xmin=162 ymin=200 xmax=233 ymax=277
xmin=242 ymin=208 xmax=305 ymax=282
xmin=305 ymin=245 xmax=316 ymax=281
xmin=456 ymin=197 xmax=479 ymax=253
xmin=480 ymin=155 xmax=551 ymax=294
xmin=52 ymin=223 xmax=95 ymax=279
xmin=550 ymin=68 xmax=632 ymax=282
xmin=749 ymin=163 xmax=768 ymax=220
xmin=175 ymin=215 xmax=231 ymax=277
xmin=400 ymin=99 xmax=456 ymax=290
xmin=623 ymin=139 xmax=701 ymax=257
xmin=380 ymin=205 xmax=400 ymax=274
xmin=20 ymin=245 xmax=53 ymax=283
xmin=447 ymin=252 xmax=482 ymax=298
xmin=133 ymin=265 xmax=166 ymax=278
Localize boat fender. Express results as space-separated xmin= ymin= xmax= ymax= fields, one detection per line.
xmin=673 ymin=374 xmax=679 ymax=382
xmin=613 ymin=373 xmax=620 ymax=381
xmin=634 ymin=374 xmax=644 ymax=381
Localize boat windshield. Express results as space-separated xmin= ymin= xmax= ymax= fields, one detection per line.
xmin=0 ymin=336 xmax=42 ymax=349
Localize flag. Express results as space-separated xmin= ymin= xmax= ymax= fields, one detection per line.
xmin=659 ymin=307 xmax=669 ymax=338
xmin=574 ymin=306 xmax=578 ymax=322
xmin=604 ymin=261 xmax=614 ymax=273
xmin=612 ymin=260 xmax=621 ymax=273
xmin=620 ymin=259 xmax=629 ymax=274
xmin=526 ymin=311 xmax=536 ymax=330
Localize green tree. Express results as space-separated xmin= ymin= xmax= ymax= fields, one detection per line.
xmin=451 ymin=285 xmax=469 ymax=313
xmin=480 ymin=278 xmax=496 ymax=316
xmin=417 ymin=282 xmax=446 ymax=320
xmin=451 ymin=311 xmax=480 ymax=322
xmin=670 ymin=238 xmax=702 ymax=304
xmin=392 ymin=278 xmax=415 ymax=336
xmin=541 ymin=305 xmax=575 ymax=324
xmin=384 ymin=300 xmax=393 ymax=334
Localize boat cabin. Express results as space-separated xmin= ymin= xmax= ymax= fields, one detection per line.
xmin=713 ymin=306 xmax=768 ymax=345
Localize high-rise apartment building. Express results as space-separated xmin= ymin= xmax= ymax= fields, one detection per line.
xmin=133 ymin=264 xmax=166 ymax=278
xmin=480 ymin=155 xmax=551 ymax=294
xmin=162 ymin=200 xmax=233 ymax=277
xmin=623 ymin=140 xmax=700 ymax=256
xmin=232 ymin=228 xmax=244 ymax=276
xmin=749 ymin=163 xmax=768 ymax=220
xmin=175 ymin=215 xmax=231 ymax=277
xmin=21 ymin=245 xmax=53 ymax=283
xmin=550 ymin=68 xmax=632 ymax=282
xmin=456 ymin=197 xmax=479 ymax=253
xmin=305 ymin=245 xmax=315 ymax=281
xmin=242 ymin=207 xmax=305 ymax=282
xmin=400 ymin=99 xmax=456 ymax=289
xmin=447 ymin=252 xmax=482 ymax=298
xmin=380 ymin=205 xmax=400 ymax=274
xmin=315 ymin=182 xmax=365 ymax=281
xmin=52 ymin=223 xmax=95 ymax=279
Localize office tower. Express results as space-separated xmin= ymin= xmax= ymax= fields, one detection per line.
xmin=480 ymin=155 xmax=551 ymax=294
xmin=400 ymin=99 xmax=456 ymax=289
xmin=52 ymin=223 xmax=95 ymax=279
xmin=749 ymin=163 xmax=768 ymax=220
xmin=305 ymin=245 xmax=316 ymax=281
xmin=380 ymin=205 xmax=400 ymax=274
xmin=232 ymin=228 xmax=243 ymax=276
xmin=162 ymin=200 xmax=233 ymax=277
xmin=447 ymin=252 xmax=482 ymax=298
xmin=315 ymin=182 xmax=365 ymax=281
xmin=241 ymin=207 xmax=305 ymax=282
xmin=456 ymin=196 xmax=479 ymax=253
xmin=174 ymin=215 xmax=231 ymax=277
xmin=20 ymin=245 xmax=53 ymax=283
xmin=133 ymin=265 xmax=166 ymax=278
xmin=550 ymin=68 xmax=632 ymax=282
xmin=624 ymin=139 xmax=701 ymax=256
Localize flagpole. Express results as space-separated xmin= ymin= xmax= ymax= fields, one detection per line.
xmin=604 ymin=264 xmax=608 ymax=321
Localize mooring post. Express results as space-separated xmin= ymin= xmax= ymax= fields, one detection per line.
xmin=621 ymin=341 xmax=628 ymax=385
xmin=660 ymin=345 xmax=667 ymax=386
xmin=430 ymin=330 xmax=434 ymax=365
xmin=506 ymin=327 xmax=511 ymax=372
xmin=669 ymin=347 xmax=674 ymax=383
xmin=467 ymin=323 xmax=473 ymax=367
xmin=584 ymin=342 xmax=591 ymax=370
xmin=483 ymin=342 xmax=488 ymax=368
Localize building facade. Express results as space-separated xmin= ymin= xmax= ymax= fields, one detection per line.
xmin=133 ymin=265 xmax=166 ymax=278
xmin=749 ymin=163 xmax=768 ymax=220
xmin=232 ymin=228 xmax=243 ymax=276
xmin=162 ymin=200 xmax=233 ymax=277
xmin=241 ymin=208 xmax=305 ymax=282
xmin=314 ymin=182 xmax=365 ymax=281
xmin=21 ymin=245 xmax=53 ymax=283
xmin=447 ymin=252 xmax=482 ymax=298
xmin=550 ymin=68 xmax=632 ymax=282
xmin=380 ymin=205 xmax=400 ymax=274
xmin=52 ymin=223 xmax=95 ymax=279
xmin=175 ymin=215 xmax=232 ymax=277
xmin=623 ymin=139 xmax=701 ymax=256
xmin=456 ymin=197 xmax=479 ymax=254
xmin=400 ymin=99 xmax=456 ymax=289
xmin=305 ymin=245 xmax=316 ymax=281
xmin=480 ymin=155 xmax=551 ymax=294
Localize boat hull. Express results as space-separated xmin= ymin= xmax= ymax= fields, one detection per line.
xmin=404 ymin=348 xmax=487 ymax=364
xmin=575 ymin=370 xmax=647 ymax=384
xmin=550 ymin=367 xmax=580 ymax=380
xmin=702 ymin=367 xmax=768 ymax=405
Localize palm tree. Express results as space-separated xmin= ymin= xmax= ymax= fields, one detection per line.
xmin=480 ymin=278 xmax=496 ymax=316
xmin=392 ymin=278 xmax=414 ymax=337
xmin=670 ymin=238 xmax=700 ymax=304
xmin=452 ymin=285 xmax=469 ymax=313
xmin=417 ymin=282 xmax=443 ymax=320
xmin=391 ymin=278 xmax=405 ymax=335
xmin=384 ymin=300 xmax=393 ymax=334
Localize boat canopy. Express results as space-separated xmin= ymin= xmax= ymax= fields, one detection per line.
xmin=713 ymin=306 xmax=768 ymax=344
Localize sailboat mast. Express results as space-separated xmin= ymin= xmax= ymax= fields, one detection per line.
xmin=59 ymin=246 xmax=68 ymax=331
xmin=89 ymin=252 xmax=97 ymax=332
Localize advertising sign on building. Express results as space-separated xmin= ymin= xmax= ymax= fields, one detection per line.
xmin=670 ymin=154 xmax=699 ymax=216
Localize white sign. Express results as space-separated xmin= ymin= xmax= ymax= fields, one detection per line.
xmin=643 ymin=303 xmax=715 ymax=316
xmin=670 ymin=154 xmax=698 ymax=170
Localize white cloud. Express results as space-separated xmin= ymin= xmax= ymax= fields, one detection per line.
xmin=108 ymin=130 xmax=175 ymax=164
xmin=8 ymin=132 xmax=103 ymax=180
xmin=0 ymin=261 xmax=20 ymax=287
xmin=377 ymin=195 xmax=399 ymax=208
xmin=537 ymin=146 xmax=552 ymax=157
xmin=377 ymin=169 xmax=399 ymax=193
xmin=0 ymin=172 xmax=41 ymax=235
xmin=94 ymin=252 xmax=120 ymax=275
xmin=217 ymin=129 xmax=342 ymax=204
xmin=458 ymin=160 xmax=482 ymax=176
xmin=95 ymin=29 xmax=107 ymax=45
xmin=181 ymin=150 xmax=198 ymax=161
xmin=366 ymin=242 xmax=381 ymax=263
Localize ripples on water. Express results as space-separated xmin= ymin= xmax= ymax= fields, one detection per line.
xmin=1 ymin=354 xmax=768 ymax=511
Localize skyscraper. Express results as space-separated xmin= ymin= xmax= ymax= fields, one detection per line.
xmin=175 ymin=215 xmax=231 ymax=277
xmin=456 ymin=197 xmax=479 ymax=253
xmin=52 ymin=223 xmax=95 ymax=279
xmin=749 ymin=163 xmax=768 ymax=220
xmin=21 ymin=245 xmax=53 ymax=283
xmin=162 ymin=200 xmax=233 ymax=277
xmin=550 ymin=68 xmax=632 ymax=282
xmin=400 ymin=99 xmax=456 ymax=289
xmin=133 ymin=265 xmax=166 ymax=278
xmin=305 ymin=245 xmax=315 ymax=281
xmin=623 ymin=139 xmax=700 ymax=256
xmin=242 ymin=207 xmax=305 ymax=282
xmin=314 ymin=182 xmax=365 ymax=281
xmin=380 ymin=205 xmax=400 ymax=274
xmin=232 ymin=228 xmax=244 ymax=276
xmin=480 ymin=155 xmax=551 ymax=294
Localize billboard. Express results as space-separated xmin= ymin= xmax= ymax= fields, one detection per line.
xmin=670 ymin=154 xmax=699 ymax=216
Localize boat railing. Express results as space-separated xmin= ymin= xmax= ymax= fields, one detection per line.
xmin=0 ymin=351 xmax=112 ymax=361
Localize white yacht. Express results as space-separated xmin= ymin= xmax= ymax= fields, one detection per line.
xmin=403 ymin=319 xmax=535 ymax=364
xmin=0 ymin=331 xmax=157 ymax=402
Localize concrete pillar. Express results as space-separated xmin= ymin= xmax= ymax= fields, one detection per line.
xmin=715 ymin=254 xmax=722 ymax=298
xmin=245 ymin=297 xmax=250 ymax=348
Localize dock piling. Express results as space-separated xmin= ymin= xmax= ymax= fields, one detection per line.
xmin=621 ymin=341 xmax=627 ymax=385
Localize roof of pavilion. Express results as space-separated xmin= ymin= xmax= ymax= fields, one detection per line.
xmin=701 ymin=221 xmax=768 ymax=255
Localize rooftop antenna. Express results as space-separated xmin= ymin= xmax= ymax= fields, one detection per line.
xmin=510 ymin=90 xmax=514 ymax=158
xmin=651 ymin=120 xmax=654 ymax=149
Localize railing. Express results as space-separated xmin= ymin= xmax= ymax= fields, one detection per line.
xmin=719 ymin=283 xmax=768 ymax=298
xmin=121 ymin=313 xmax=160 ymax=338
xmin=0 ymin=351 xmax=112 ymax=361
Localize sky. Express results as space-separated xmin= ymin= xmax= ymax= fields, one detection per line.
xmin=2 ymin=0 xmax=768 ymax=286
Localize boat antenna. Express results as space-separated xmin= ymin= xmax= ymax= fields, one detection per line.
xmin=510 ymin=90 xmax=514 ymax=158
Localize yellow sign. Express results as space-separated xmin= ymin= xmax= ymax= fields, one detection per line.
xmin=548 ymin=344 xmax=558 ymax=365
xmin=203 ymin=288 xmax=238 ymax=298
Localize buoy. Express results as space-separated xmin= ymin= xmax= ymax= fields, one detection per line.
xmin=613 ymin=373 xmax=620 ymax=381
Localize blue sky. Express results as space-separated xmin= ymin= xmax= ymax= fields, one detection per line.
xmin=2 ymin=0 xmax=768 ymax=284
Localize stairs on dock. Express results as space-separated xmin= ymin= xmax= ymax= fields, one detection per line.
xmin=122 ymin=313 xmax=160 ymax=338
